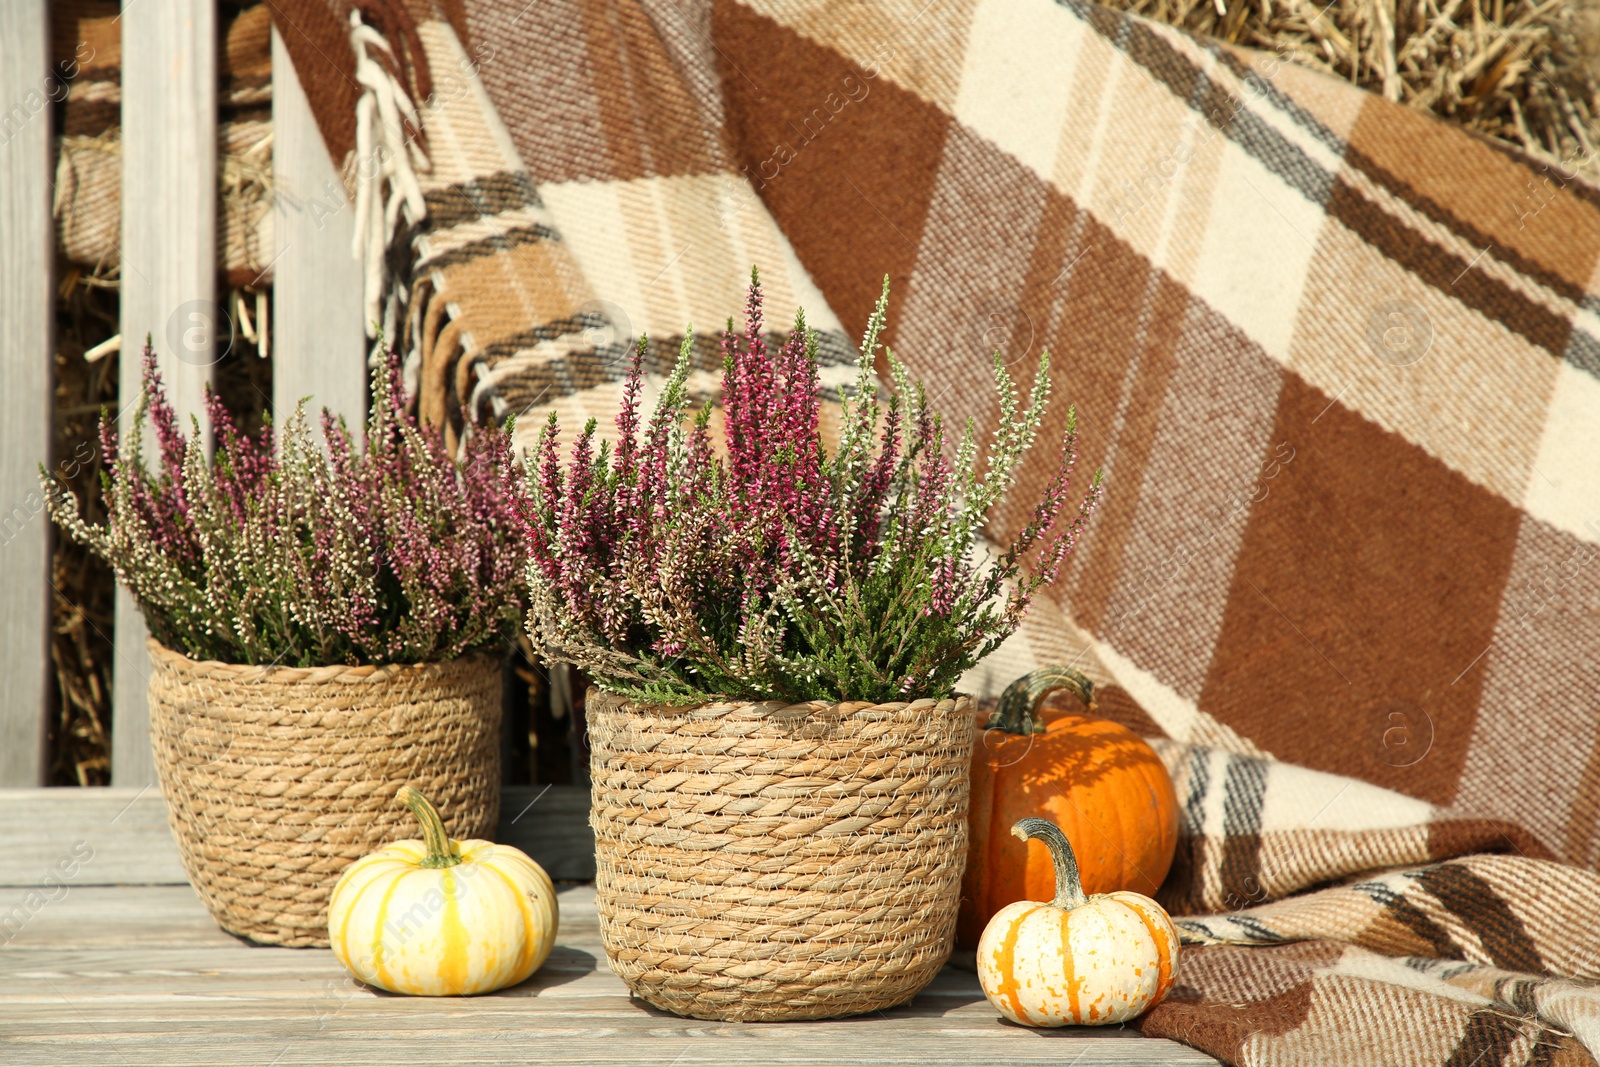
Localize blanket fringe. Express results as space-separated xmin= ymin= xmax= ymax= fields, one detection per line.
xmin=346 ymin=7 xmax=427 ymax=354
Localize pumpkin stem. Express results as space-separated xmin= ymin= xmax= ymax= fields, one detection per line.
xmin=990 ymin=666 xmax=1097 ymax=735
xmin=397 ymin=786 xmax=463 ymax=868
xmin=1012 ymin=817 xmax=1089 ymax=911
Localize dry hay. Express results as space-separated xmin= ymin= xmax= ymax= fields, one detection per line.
xmin=1102 ymin=0 xmax=1600 ymax=182
xmin=50 ymin=267 xmax=118 ymax=786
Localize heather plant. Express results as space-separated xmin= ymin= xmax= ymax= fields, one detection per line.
xmin=43 ymin=345 xmax=525 ymax=667
xmin=522 ymin=274 xmax=1102 ymax=704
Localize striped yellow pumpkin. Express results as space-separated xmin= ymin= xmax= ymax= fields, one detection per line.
xmin=977 ymin=818 xmax=1178 ymax=1026
xmin=328 ymin=787 xmax=558 ymax=995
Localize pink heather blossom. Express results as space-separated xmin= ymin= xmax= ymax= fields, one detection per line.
xmin=43 ymin=344 xmax=526 ymax=667
xmin=522 ymin=274 xmax=1102 ymax=704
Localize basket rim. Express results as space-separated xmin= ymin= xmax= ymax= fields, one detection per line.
xmin=584 ymin=689 xmax=974 ymax=716
xmin=145 ymin=637 xmax=499 ymax=686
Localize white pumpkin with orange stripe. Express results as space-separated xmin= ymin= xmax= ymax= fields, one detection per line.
xmin=328 ymin=786 xmax=558 ymax=996
xmin=977 ymin=818 xmax=1178 ymax=1026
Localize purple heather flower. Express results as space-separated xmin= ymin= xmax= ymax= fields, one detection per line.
xmin=44 ymin=345 xmax=525 ymax=667
xmin=521 ymin=276 xmax=1101 ymax=704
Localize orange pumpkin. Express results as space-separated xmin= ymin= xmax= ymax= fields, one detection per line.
xmin=958 ymin=667 xmax=1179 ymax=948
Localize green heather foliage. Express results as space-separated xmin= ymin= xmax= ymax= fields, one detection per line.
xmin=43 ymin=347 xmax=525 ymax=667
xmin=522 ymin=275 xmax=1101 ymax=704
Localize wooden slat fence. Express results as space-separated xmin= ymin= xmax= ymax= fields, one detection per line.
xmin=0 ymin=0 xmax=55 ymax=790
xmin=2 ymin=2 xmax=369 ymax=791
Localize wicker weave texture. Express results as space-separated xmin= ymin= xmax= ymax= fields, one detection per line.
xmin=588 ymin=691 xmax=975 ymax=1022
xmin=147 ymin=640 xmax=501 ymax=947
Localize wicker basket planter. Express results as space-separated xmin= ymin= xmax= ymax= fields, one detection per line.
xmin=146 ymin=639 xmax=502 ymax=948
xmin=588 ymin=690 xmax=976 ymax=1022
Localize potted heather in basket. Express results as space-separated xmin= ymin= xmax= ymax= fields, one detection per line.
xmin=523 ymin=274 xmax=1101 ymax=1022
xmin=43 ymin=347 xmax=524 ymax=948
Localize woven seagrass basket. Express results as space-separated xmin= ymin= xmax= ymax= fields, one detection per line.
xmin=146 ymin=639 xmax=501 ymax=947
xmin=588 ymin=690 xmax=976 ymax=1022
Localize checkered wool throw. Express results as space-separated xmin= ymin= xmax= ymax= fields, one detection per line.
xmin=269 ymin=0 xmax=1600 ymax=1061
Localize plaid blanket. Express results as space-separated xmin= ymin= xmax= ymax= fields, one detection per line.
xmin=270 ymin=0 xmax=1600 ymax=1062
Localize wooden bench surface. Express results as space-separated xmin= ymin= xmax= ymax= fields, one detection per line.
xmin=0 ymin=881 xmax=1216 ymax=1066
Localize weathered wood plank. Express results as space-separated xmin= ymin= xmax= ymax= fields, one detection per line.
xmin=0 ymin=885 xmax=1214 ymax=1065
xmin=115 ymin=0 xmax=220 ymax=788
xmin=0 ymin=1033 xmax=1210 ymax=1066
xmin=110 ymin=596 xmax=154 ymax=786
xmin=0 ymin=1 xmax=54 ymax=788
xmin=1 ymin=885 xmax=232 ymax=947
xmin=270 ymin=25 xmax=366 ymax=424
xmin=2 ymin=884 xmax=601 ymax=950
xmin=0 ymin=787 xmax=187 ymax=888
xmin=499 ymin=783 xmax=597 ymax=880
xmin=0 ymin=785 xmax=594 ymax=887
